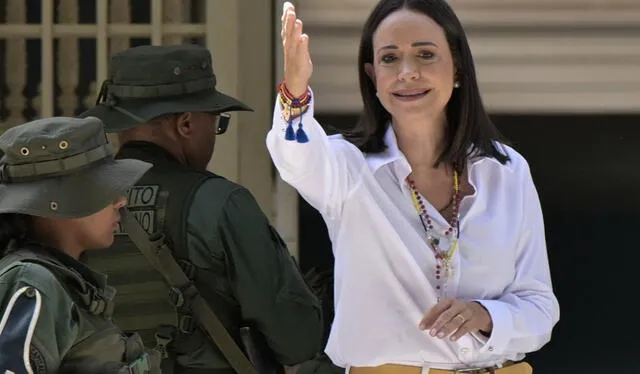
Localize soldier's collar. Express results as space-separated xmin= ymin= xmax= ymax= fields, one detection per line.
xmin=117 ymin=140 xmax=182 ymax=166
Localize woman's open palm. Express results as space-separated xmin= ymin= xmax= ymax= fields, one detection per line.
xmin=281 ymin=2 xmax=312 ymax=98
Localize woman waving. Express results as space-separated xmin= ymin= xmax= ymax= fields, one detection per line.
xmin=267 ymin=1 xmax=559 ymax=373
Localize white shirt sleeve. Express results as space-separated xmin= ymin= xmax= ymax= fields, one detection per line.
xmin=475 ymin=160 xmax=560 ymax=355
xmin=266 ymin=90 xmax=365 ymax=218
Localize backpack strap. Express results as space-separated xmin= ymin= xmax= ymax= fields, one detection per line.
xmin=120 ymin=208 xmax=257 ymax=374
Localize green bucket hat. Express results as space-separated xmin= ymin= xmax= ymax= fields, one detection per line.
xmin=79 ymin=44 xmax=253 ymax=132
xmin=0 ymin=117 xmax=152 ymax=219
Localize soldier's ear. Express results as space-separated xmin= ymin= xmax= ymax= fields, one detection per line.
xmin=175 ymin=112 xmax=193 ymax=138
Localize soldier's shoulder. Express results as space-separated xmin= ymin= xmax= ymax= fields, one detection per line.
xmin=0 ymin=260 xmax=69 ymax=300
xmin=199 ymin=172 xmax=246 ymax=192
xmin=192 ymin=176 xmax=252 ymax=205
xmin=187 ymin=176 xmax=261 ymax=228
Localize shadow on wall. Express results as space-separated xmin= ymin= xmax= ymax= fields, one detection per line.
xmin=298 ymin=113 xmax=640 ymax=373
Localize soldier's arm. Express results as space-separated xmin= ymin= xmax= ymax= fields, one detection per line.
xmin=187 ymin=182 xmax=323 ymax=365
xmin=0 ymin=262 xmax=79 ymax=373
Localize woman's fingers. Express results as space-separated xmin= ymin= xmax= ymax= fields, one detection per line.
xmin=282 ymin=3 xmax=296 ymax=43
xmin=280 ymin=1 xmax=313 ymax=97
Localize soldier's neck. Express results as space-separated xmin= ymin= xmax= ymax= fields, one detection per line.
xmin=118 ymin=131 xmax=188 ymax=166
xmin=31 ymin=218 xmax=84 ymax=259
xmin=37 ymin=236 xmax=83 ymax=260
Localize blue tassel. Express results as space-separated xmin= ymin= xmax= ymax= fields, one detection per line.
xmin=296 ymin=120 xmax=309 ymax=143
xmin=283 ymin=97 xmax=310 ymax=142
xmin=285 ymin=118 xmax=296 ymax=141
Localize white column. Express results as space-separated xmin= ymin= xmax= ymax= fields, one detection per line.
xmin=3 ymin=0 xmax=27 ymax=130
xmin=57 ymin=0 xmax=79 ymax=117
xmin=204 ymin=0 xmax=277 ymax=222
xmin=38 ymin=0 xmax=55 ymax=118
xmin=205 ymin=0 xmax=240 ymax=183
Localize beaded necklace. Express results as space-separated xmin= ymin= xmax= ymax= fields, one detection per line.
xmin=407 ymin=170 xmax=461 ymax=300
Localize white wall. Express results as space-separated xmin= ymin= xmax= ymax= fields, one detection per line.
xmin=296 ymin=0 xmax=640 ymax=114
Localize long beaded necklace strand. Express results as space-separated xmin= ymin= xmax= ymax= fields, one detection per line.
xmin=407 ymin=170 xmax=461 ymax=300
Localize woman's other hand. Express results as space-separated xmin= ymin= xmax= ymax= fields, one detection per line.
xmin=419 ymin=297 xmax=493 ymax=341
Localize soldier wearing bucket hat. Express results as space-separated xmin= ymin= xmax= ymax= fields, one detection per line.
xmin=82 ymin=44 xmax=252 ymax=133
xmin=0 ymin=116 xmax=161 ymax=373
xmin=80 ymin=44 xmax=326 ymax=374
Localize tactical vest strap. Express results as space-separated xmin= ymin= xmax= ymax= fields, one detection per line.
xmin=177 ymin=314 xmax=197 ymax=334
xmin=0 ymin=249 xmax=114 ymax=318
xmin=120 ymin=208 xmax=257 ymax=374
xmin=167 ymin=284 xmax=198 ymax=334
xmin=178 ymin=259 xmax=198 ymax=280
xmin=77 ymin=285 xmax=115 ymax=318
xmin=153 ymin=325 xmax=175 ymax=359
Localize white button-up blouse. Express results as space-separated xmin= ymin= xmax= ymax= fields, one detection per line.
xmin=266 ymin=92 xmax=560 ymax=372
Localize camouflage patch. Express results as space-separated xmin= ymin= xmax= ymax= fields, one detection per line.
xmin=0 ymin=286 xmax=43 ymax=374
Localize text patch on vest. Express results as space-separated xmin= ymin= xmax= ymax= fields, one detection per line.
xmin=115 ymin=185 xmax=160 ymax=235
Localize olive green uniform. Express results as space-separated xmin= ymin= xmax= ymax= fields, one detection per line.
xmin=0 ymin=246 xmax=159 ymax=374
xmin=0 ymin=116 xmax=156 ymax=373
xmin=184 ymin=159 xmax=323 ymax=365
xmin=110 ymin=141 xmax=325 ymax=370
xmin=80 ymin=45 xmax=339 ymax=373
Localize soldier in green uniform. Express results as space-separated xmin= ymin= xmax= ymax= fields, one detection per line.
xmin=0 ymin=116 xmax=160 ymax=373
xmin=80 ymin=44 xmax=339 ymax=374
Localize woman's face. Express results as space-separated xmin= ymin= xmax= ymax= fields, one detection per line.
xmin=72 ymin=197 xmax=127 ymax=249
xmin=366 ymin=8 xmax=457 ymax=122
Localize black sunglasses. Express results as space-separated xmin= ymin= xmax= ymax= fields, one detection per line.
xmin=216 ymin=113 xmax=231 ymax=135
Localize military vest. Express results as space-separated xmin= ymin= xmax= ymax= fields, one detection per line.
xmin=83 ymin=142 xmax=243 ymax=372
xmin=0 ymin=246 xmax=161 ymax=374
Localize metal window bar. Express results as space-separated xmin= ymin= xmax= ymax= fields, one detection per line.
xmin=41 ymin=0 xmax=53 ymax=118
xmin=0 ymin=0 xmax=207 ymax=129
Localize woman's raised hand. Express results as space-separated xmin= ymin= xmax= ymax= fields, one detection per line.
xmin=281 ymin=2 xmax=312 ymax=98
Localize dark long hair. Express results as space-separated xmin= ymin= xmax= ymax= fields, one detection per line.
xmin=341 ymin=0 xmax=509 ymax=169
xmin=0 ymin=214 xmax=31 ymax=252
